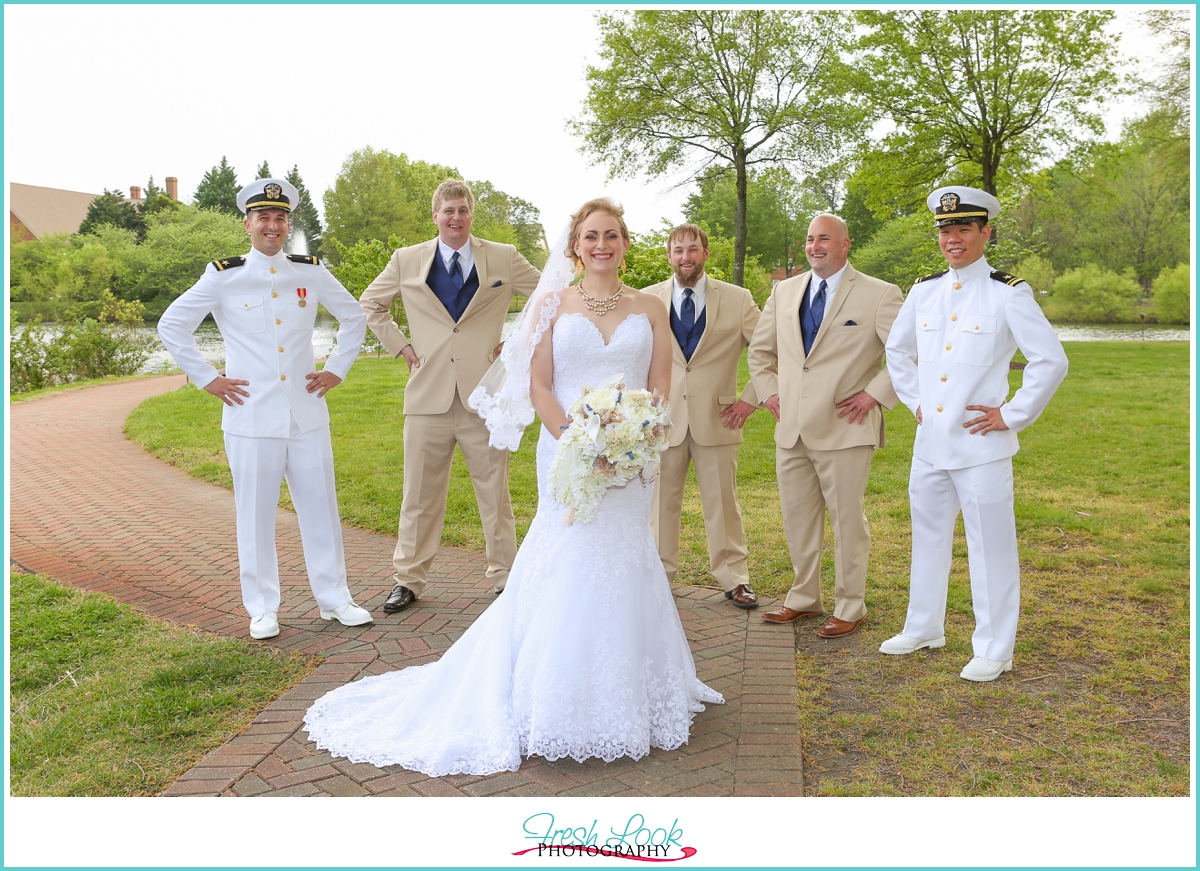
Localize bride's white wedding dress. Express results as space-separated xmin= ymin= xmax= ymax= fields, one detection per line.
xmin=303 ymin=312 xmax=722 ymax=776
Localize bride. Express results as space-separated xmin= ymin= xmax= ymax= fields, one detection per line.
xmin=303 ymin=198 xmax=723 ymax=776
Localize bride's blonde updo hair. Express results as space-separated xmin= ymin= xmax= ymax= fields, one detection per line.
xmin=566 ymin=198 xmax=631 ymax=268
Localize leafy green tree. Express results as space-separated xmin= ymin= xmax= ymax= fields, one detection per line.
xmin=255 ymin=161 xmax=272 ymax=179
xmin=323 ymin=147 xmax=456 ymax=259
xmin=849 ymin=214 xmax=944 ymax=292
xmin=284 ymin=164 xmax=322 ymax=257
xmin=327 ymin=235 xmax=407 ymax=351
xmin=469 ymin=180 xmax=547 ymax=267
xmin=1151 ymin=263 xmax=1190 ymax=324
xmin=571 ymin=9 xmax=865 ymax=286
xmin=130 ymin=206 xmax=251 ymax=316
xmin=78 ymin=189 xmax=143 ymax=237
xmin=1014 ymin=253 xmax=1058 ymax=298
xmin=1043 ymin=265 xmax=1142 ymax=323
xmin=684 ymin=166 xmax=810 ymax=278
xmin=853 ymin=10 xmax=1120 ymax=214
xmin=623 ymin=223 xmax=772 ymax=306
xmin=193 ymin=156 xmax=240 ymax=216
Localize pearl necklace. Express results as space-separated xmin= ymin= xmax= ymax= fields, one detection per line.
xmin=577 ymin=281 xmax=625 ymax=316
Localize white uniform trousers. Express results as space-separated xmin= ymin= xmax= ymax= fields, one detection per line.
xmin=224 ymin=415 xmax=352 ymax=617
xmin=392 ymin=390 xmax=517 ymax=596
xmin=650 ymin=433 xmax=750 ymax=591
xmin=903 ymin=455 xmax=1021 ymax=661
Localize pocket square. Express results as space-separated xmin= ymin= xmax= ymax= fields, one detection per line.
xmin=491 ymin=280 xmax=504 ymax=288
xmin=843 ymin=319 xmax=858 ymax=326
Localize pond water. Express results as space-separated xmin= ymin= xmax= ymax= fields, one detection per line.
xmin=12 ymin=317 xmax=1192 ymax=375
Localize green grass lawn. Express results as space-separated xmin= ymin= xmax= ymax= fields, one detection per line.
xmin=121 ymin=340 xmax=1190 ymax=795
xmin=8 ymin=573 xmax=316 ymax=796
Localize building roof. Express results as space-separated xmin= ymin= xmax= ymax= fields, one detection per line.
xmin=10 ymin=182 xmax=101 ymax=239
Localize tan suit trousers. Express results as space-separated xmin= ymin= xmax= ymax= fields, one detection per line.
xmin=651 ymin=432 xmax=750 ymax=591
xmin=393 ymin=390 xmax=516 ymax=595
xmin=777 ymin=439 xmax=874 ymax=622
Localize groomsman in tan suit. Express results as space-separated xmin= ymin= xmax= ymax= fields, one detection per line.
xmin=648 ymin=224 xmax=762 ymax=609
xmin=360 ymin=179 xmax=541 ymax=612
xmin=749 ymin=214 xmax=903 ymax=637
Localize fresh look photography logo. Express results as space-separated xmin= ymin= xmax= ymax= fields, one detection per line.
xmin=512 ymin=812 xmax=697 ymax=862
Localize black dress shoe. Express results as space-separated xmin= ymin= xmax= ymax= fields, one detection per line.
xmin=382 ymin=585 xmax=416 ymax=613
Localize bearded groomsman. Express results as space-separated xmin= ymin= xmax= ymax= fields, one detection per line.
xmin=880 ymin=186 xmax=1067 ymax=681
xmin=158 ymin=178 xmax=370 ymax=640
xmin=647 ymin=224 xmax=762 ymax=609
xmin=360 ymin=179 xmax=541 ymax=613
xmin=749 ymin=214 xmax=903 ymax=637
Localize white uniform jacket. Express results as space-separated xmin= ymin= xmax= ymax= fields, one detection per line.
xmin=885 ymin=256 xmax=1068 ymax=470
xmin=158 ymin=247 xmax=367 ymax=438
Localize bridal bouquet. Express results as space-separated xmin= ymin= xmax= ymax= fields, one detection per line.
xmin=550 ymin=374 xmax=672 ymax=525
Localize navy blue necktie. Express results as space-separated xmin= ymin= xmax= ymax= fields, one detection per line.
xmin=812 ymin=279 xmax=827 ymax=332
xmin=681 ymin=287 xmax=695 ymax=334
xmin=448 ymin=251 xmax=464 ymax=292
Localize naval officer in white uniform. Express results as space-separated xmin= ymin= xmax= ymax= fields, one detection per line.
xmin=880 ymin=186 xmax=1068 ymax=681
xmin=158 ymin=178 xmax=371 ymax=640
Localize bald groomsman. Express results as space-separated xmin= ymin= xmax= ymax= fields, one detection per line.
xmin=647 ymin=224 xmax=762 ymax=608
xmin=360 ymin=179 xmax=541 ymax=613
xmin=881 ymin=186 xmax=1067 ymax=681
xmin=749 ymin=214 xmax=903 ymax=638
xmin=158 ymin=178 xmax=370 ymax=640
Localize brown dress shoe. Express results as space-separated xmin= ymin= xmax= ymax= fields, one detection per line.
xmin=816 ymin=616 xmax=863 ymax=638
xmin=762 ymin=607 xmax=824 ymax=624
xmin=725 ymin=584 xmax=759 ymax=609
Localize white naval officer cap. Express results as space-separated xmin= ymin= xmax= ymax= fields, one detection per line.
xmin=237 ymin=177 xmax=299 ymax=214
xmin=927 ymin=186 xmax=1001 ymax=227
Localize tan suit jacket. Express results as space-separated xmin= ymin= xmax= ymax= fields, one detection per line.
xmin=648 ymin=277 xmax=761 ymax=447
xmin=749 ymin=262 xmax=902 ymax=451
xmin=360 ymin=235 xmax=541 ymax=415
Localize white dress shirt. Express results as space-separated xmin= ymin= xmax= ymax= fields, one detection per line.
xmin=806 ymin=261 xmax=848 ymax=307
xmin=438 ymin=239 xmax=475 ymax=281
xmin=672 ymin=274 xmax=708 ymax=318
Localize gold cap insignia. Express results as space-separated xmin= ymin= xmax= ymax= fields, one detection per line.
xmin=940 ymin=192 xmax=960 ymax=212
xmin=265 ymin=183 xmax=282 ymax=201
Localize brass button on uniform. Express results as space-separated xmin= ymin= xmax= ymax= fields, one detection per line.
xmin=280 ymin=375 xmax=287 ymax=381
xmin=275 ymin=318 xmax=282 ymax=325
xmin=954 ymin=283 xmax=962 ymax=290
xmin=975 ymin=325 xmax=980 ymax=330
xmin=945 ymin=344 xmax=952 ymax=350
xmin=270 ymin=267 xmax=276 ymax=274
xmin=940 ymin=375 xmax=947 ymax=382
xmin=243 ymin=302 xmax=249 ymax=308
xmin=278 ymin=347 xmax=284 ymax=353
xmin=923 ymin=321 xmax=928 ymax=327
xmin=271 ymin=292 xmax=278 ymax=298
xmin=936 ymin=405 xmax=944 ymax=412
xmin=951 ymin=315 xmax=957 ymax=321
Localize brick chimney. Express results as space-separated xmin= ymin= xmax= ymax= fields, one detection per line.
xmin=130 ymin=185 xmax=142 ymax=201
xmin=166 ymin=176 xmax=178 ymax=200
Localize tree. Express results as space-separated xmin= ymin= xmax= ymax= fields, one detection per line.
xmin=255 ymin=161 xmax=272 ymax=179
xmin=571 ymin=9 xmax=865 ymax=286
xmin=1151 ymin=263 xmax=1190 ymax=325
xmin=469 ymin=180 xmax=547 ymax=267
xmin=853 ymin=10 xmax=1121 ymax=214
xmin=1043 ymin=265 xmax=1142 ymax=323
xmin=684 ymin=165 xmax=812 ymax=278
xmin=193 ymin=156 xmax=240 ymax=216
xmin=78 ymin=189 xmax=143 ymax=237
xmin=322 ymin=147 xmax=455 ymax=259
xmin=849 ymin=214 xmax=944 ymax=292
xmin=284 ymin=164 xmax=322 ymax=256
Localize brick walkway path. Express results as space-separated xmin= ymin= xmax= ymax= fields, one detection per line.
xmin=9 ymin=376 xmax=804 ymax=797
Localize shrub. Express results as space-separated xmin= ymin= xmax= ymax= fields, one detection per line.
xmin=8 ymin=291 xmax=157 ymax=394
xmin=1042 ymin=264 xmax=1143 ymax=323
xmin=1151 ymin=263 xmax=1190 ymax=324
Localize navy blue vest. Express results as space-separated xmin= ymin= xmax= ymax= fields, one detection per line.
xmin=670 ymin=302 xmax=706 ymax=361
xmin=427 ymin=253 xmax=480 ymax=322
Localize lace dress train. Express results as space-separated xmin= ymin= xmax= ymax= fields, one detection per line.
xmin=303 ymin=313 xmax=722 ymax=776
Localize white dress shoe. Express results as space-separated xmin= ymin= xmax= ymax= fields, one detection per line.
xmin=320 ymin=601 xmax=373 ymax=626
xmin=250 ymin=612 xmax=280 ymax=639
xmin=878 ymin=633 xmax=946 ymax=655
xmin=960 ymin=656 xmax=1013 ymax=682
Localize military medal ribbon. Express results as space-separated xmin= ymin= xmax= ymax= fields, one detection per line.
xmin=297 ymin=287 xmax=307 ymax=308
